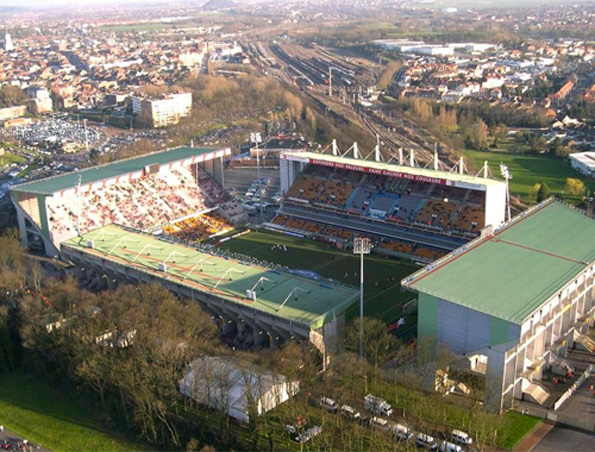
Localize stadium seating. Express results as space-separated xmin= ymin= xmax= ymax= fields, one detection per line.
xmin=47 ymin=164 xmax=241 ymax=241
xmin=276 ymin=162 xmax=488 ymax=264
xmin=163 ymin=213 xmax=232 ymax=243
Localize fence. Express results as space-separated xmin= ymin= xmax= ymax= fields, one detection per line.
xmin=553 ymin=364 xmax=593 ymax=411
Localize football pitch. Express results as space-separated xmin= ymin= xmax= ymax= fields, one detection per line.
xmin=216 ymin=229 xmax=420 ymax=334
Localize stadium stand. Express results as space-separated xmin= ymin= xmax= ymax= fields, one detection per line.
xmin=46 ymin=165 xmax=215 ymax=239
xmin=162 ymin=212 xmax=233 ymax=243
xmin=269 ymin=157 xmax=495 ymax=262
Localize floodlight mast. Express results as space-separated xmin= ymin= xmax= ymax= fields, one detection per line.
xmin=353 ymin=237 xmax=371 ymax=361
xmin=250 ymin=132 xmax=264 ymax=221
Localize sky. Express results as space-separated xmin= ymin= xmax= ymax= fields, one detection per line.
xmin=5 ymin=0 xmax=585 ymax=9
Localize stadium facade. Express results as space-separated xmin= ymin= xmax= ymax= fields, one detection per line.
xmin=10 ymin=146 xmax=233 ymax=257
xmin=61 ymin=224 xmax=359 ymax=363
xmin=402 ymin=199 xmax=595 ymax=412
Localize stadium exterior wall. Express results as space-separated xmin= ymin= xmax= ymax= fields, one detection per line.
xmin=61 ymin=244 xmax=342 ymax=368
xmin=416 ymin=259 xmax=595 ymax=413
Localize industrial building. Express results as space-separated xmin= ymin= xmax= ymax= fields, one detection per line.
xmin=402 ymin=199 xmax=595 ymax=413
xmin=569 ymin=152 xmax=595 ymax=177
xmin=132 ymin=92 xmax=193 ymax=127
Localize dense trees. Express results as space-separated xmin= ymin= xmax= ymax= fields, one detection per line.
xmin=564 ymin=178 xmax=586 ymax=197
xmin=0 ymin=85 xmax=28 ymax=109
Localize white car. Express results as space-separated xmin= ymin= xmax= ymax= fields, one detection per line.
xmin=451 ymin=429 xmax=473 ymax=446
xmin=368 ymin=416 xmax=390 ymax=431
xmin=320 ymin=396 xmax=338 ymax=412
xmin=439 ymin=441 xmax=463 ymax=452
xmin=392 ymin=423 xmax=413 ymax=441
xmin=295 ymin=426 xmax=322 ymax=443
xmin=416 ymin=433 xmax=438 ymax=450
xmin=340 ymin=404 xmax=360 ymax=420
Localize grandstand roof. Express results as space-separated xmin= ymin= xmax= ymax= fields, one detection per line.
xmin=62 ymin=225 xmax=359 ymax=330
xmin=282 ymin=151 xmax=505 ymax=190
xmin=402 ymin=199 xmax=595 ymax=324
xmin=11 ymin=147 xmax=227 ymax=195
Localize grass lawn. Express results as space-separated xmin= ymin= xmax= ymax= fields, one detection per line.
xmin=498 ymin=411 xmax=542 ymax=450
xmin=464 ymin=149 xmax=593 ymax=201
xmin=0 ymin=371 xmax=146 ymax=452
xmin=216 ymin=229 xmax=419 ymax=328
xmin=0 ymin=152 xmax=26 ymax=166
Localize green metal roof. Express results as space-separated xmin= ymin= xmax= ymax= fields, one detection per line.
xmin=11 ymin=147 xmax=222 ymax=195
xmin=62 ymin=225 xmax=359 ymax=330
xmin=282 ymin=151 xmax=505 ymax=188
xmin=402 ymin=200 xmax=595 ymax=324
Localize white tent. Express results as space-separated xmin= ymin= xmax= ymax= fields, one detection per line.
xmin=179 ymin=356 xmax=299 ymax=423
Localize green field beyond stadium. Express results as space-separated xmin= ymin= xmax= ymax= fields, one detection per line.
xmin=216 ymin=229 xmax=419 ymax=331
xmin=464 ymin=150 xmax=591 ymax=201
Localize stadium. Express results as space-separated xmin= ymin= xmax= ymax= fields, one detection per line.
xmin=9 ymin=140 xmax=526 ymax=368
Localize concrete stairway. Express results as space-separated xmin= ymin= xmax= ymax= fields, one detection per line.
xmin=524 ymin=383 xmax=550 ymax=405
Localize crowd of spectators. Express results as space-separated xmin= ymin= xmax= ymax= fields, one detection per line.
xmin=162 ymin=213 xmax=232 ymax=244
xmin=47 ymin=164 xmax=244 ymax=244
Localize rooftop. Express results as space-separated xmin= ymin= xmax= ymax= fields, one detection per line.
xmin=282 ymin=151 xmax=505 ymax=190
xmin=569 ymin=152 xmax=595 ymax=169
xmin=62 ymin=225 xmax=359 ymax=329
xmin=11 ymin=146 xmax=225 ymax=195
xmin=402 ymin=200 xmax=595 ymax=324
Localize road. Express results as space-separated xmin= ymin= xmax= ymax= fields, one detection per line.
xmin=533 ymin=425 xmax=594 ymax=452
xmin=0 ymin=425 xmax=50 ymax=452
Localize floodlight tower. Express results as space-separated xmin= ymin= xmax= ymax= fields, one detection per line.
xmin=500 ymin=163 xmax=512 ymax=222
xmin=353 ymin=237 xmax=371 ymax=361
xmin=250 ymin=132 xmax=264 ymax=221
xmin=76 ymin=175 xmax=82 ymax=236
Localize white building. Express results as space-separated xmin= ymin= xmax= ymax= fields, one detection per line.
xmin=4 ymin=31 xmax=13 ymax=52
xmin=179 ymin=356 xmax=299 ymax=423
xmin=132 ymin=92 xmax=192 ymax=128
xmin=569 ymin=152 xmax=595 ymax=177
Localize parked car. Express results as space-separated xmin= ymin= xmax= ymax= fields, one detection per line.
xmin=416 ymin=433 xmax=438 ymax=450
xmin=392 ymin=423 xmax=413 ymax=441
xmin=450 ymin=429 xmax=472 ymax=446
xmin=340 ymin=404 xmax=360 ymax=420
xmin=368 ymin=416 xmax=391 ymax=431
xmin=320 ymin=396 xmax=338 ymax=412
xmin=364 ymin=394 xmax=394 ymax=416
xmin=295 ymin=426 xmax=323 ymax=443
xmin=439 ymin=440 xmax=463 ymax=452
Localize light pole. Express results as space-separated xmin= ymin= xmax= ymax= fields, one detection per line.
xmin=250 ymin=132 xmax=264 ymax=221
xmin=353 ymin=237 xmax=371 ymax=361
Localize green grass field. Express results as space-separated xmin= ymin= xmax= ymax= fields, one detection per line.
xmin=217 ymin=230 xmax=419 ymax=331
xmin=464 ymin=150 xmax=592 ymax=201
xmin=0 ymin=371 xmax=145 ymax=452
xmin=0 ymin=152 xmax=26 ymax=166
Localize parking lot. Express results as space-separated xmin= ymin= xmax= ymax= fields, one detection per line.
xmin=223 ymin=168 xmax=281 ymax=224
